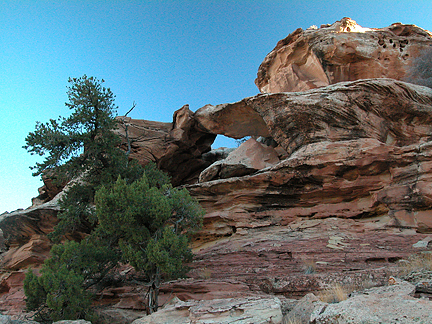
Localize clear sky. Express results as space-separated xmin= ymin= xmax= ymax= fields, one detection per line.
xmin=2 ymin=0 xmax=432 ymax=213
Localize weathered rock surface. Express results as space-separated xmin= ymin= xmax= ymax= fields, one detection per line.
xmin=199 ymin=138 xmax=280 ymax=182
xmin=131 ymin=296 xmax=283 ymax=324
xmin=116 ymin=104 xmax=216 ymax=186
xmin=194 ymin=102 xmax=270 ymax=140
xmin=0 ymin=314 xmax=39 ymax=324
xmin=309 ymin=279 xmax=432 ymax=323
xmin=0 ymin=196 xmax=60 ymax=270
xmin=3 ymin=19 xmax=432 ymax=324
xmin=197 ymin=78 xmax=432 ymax=154
xmin=53 ymin=321 xmax=92 ymax=324
xmin=191 ymin=80 xmax=432 ymax=234
xmin=256 ymin=17 xmax=432 ymax=93
xmin=283 ymin=293 xmax=323 ymax=324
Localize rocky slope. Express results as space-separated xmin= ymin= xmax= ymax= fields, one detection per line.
xmin=2 ymin=18 xmax=432 ymax=323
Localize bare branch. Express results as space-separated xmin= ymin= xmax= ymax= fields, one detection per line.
xmin=121 ymin=102 xmax=137 ymax=161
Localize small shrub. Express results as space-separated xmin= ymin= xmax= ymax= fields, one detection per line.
xmin=198 ymin=268 xmax=212 ymax=279
xmin=318 ymin=283 xmax=350 ymax=303
xmin=283 ymin=315 xmax=303 ymax=324
xmin=397 ymin=251 xmax=432 ymax=276
xmin=302 ymin=260 xmax=317 ymax=274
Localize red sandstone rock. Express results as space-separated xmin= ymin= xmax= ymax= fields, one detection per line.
xmin=198 ymin=138 xmax=280 ymax=182
xmin=196 ymin=79 xmax=432 ymax=154
xmin=115 ymin=104 xmax=215 ymax=186
xmin=3 ymin=19 xmax=432 ymax=323
xmin=0 ymin=197 xmax=60 ymax=270
xmin=255 ymin=18 xmax=432 ymax=93
xmin=190 ymin=80 xmax=432 ymax=234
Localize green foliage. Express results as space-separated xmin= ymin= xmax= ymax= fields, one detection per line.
xmin=405 ymin=47 xmax=432 ymax=88
xmin=23 ymin=269 xmax=46 ymax=311
xmin=145 ymin=226 xmax=192 ymax=278
xmin=95 ymin=174 xmax=203 ymax=275
xmin=24 ymin=75 xmax=205 ymax=318
xmin=24 ymin=76 xmax=145 ymax=241
xmin=24 ymin=75 xmax=119 ymax=181
xmin=95 ymin=173 xmax=204 ymax=312
xmin=49 ymin=183 xmax=96 ymax=241
xmin=24 ymin=239 xmax=118 ymax=322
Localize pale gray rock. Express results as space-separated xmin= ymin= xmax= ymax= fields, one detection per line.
xmin=53 ymin=320 xmax=92 ymax=324
xmin=0 ymin=315 xmax=11 ymax=324
xmin=311 ymin=280 xmax=432 ymax=324
xmin=132 ymin=297 xmax=283 ymax=324
xmin=283 ymin=293 xmax=326 ymax=324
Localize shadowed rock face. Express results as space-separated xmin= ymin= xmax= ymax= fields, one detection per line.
xmin=255 ymin=17 xmax=432 ymax=93
xmin=0 ymin=197 xmax=60 ymax=270
xmin=115 ymin=104 xmax=216 ymax=186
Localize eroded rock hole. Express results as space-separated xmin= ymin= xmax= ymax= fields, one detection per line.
xmin=199 ymin=135 xmax=285 ymax=183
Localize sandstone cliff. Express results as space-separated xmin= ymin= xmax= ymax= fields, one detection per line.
xmin=2 ymin=18 xmax=432 ymax=323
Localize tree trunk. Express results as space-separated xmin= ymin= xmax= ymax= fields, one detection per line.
xmin=147 ymin=269 xmax=161 ymax=314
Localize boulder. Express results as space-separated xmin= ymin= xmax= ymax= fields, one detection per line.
xmin=199 ymin=138 xmax=280 ymax=182
xmin=283 ymin=293 xmax=325 ymax=324
xmin=131 ymin=297 xmax=283 ymax=324
xmin=201 ymin=147 xmax=235 ymax=164
xmin=256 ymin=17 xmax=432 ymax=93
xmin=310 ymin=280 xmax=432 ymax=323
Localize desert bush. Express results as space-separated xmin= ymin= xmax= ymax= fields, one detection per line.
xmin=397 ymin=251 xmax=432 ymax=276
xmin=318 ymin=283 xmax=350 ymax=303
xmin=302 ymin=260 xmax=317 ymax=274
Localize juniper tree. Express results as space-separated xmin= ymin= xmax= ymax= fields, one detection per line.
xmin=24 ymin=75 xmax=143 ymax=239
xmin=23 ymin=76 xmax=205 ymax=319
xmin=95 ymin=172 xmax=203 ymax=313
xmin=24 ymin=238 xmax=119 ymax=322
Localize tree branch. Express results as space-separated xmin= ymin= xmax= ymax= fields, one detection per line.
xmin=121 ymin=102 xmax=136 ymax=161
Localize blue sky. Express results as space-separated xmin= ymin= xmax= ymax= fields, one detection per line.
xmin=2 ymin=0 xmax=432 ymax=213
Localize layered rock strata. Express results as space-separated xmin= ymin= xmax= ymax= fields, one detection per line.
xmin=191 ymin=79 xmax=432 ymax=234
xmin=2 ymin=19 xmax=432 ymax=322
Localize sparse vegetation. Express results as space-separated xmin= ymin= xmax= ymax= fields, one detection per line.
xmin=318 ymin=283 xmax=350 ymax=303
xmin=197 ymin=268 xmax=212 ymax=279
xmin=302 ymin=259 xmax=317 ymax=274
xmin=396 ymin=251 xmax=432 ymax=276
xmin=283 ymin=315 xmax=303 ymax=324
xmin=23 ymin=76 xmax=204 ymax=321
